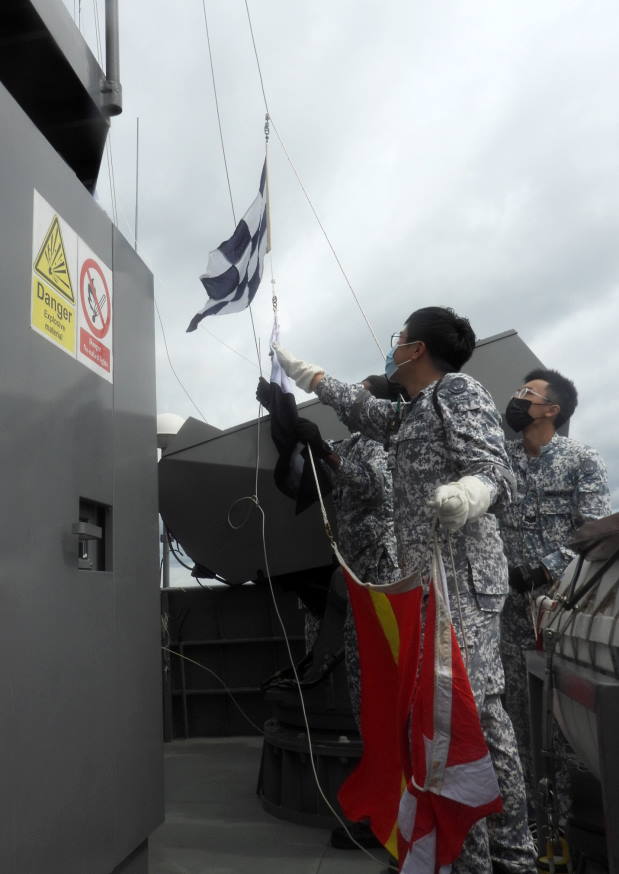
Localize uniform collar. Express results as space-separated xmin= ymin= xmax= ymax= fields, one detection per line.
xmin=514 ymin=429 xmax=559 ymax=459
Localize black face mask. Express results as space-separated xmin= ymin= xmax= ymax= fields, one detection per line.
xmin=505 ymin=398 xmax=534 ymax=432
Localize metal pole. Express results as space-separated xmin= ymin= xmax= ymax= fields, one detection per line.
xmin=134 ymin=117 xmax=140 ymax=252
xmin=102 ymin=0 xmax=122 ymax=116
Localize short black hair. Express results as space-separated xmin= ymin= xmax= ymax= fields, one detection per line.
xmin=524 ymin=368 xmax=578 ymax=427
xmin=404 ymin=306 xmax=476 ymax=372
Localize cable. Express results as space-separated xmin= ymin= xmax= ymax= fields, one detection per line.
xmin=166 ymin=533 xmax=223 ymax=589
xmin=162 ymin=646 xmax=264 ymax=734
xmin=243 ymin=0 xmax=270 ymax=115
xmin=252 ymin=498 xmax=386 ymax=866
xmin=242 ymin=0 xmax=383 ymax=360
xmin=202 ymin=326 xmax=259 ymax=368
xmin=167 ymin=537 xmax=194 ymax=572
xmin=269 ymin=118 xmax=385 ymax=359
xmin=200 ymin=0 xmax=262 ymax=375
xmin=224 ymin=417 xmax=385 ymax=863
xmin=201 ymin=0 xmax=236 ymax=226
xmin=154 ymin=296 xmax=208 ymax=421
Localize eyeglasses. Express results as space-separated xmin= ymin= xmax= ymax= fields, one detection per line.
xmin=513 ymin=386 xmax=555 ymax=404
xmin=390 ymin=331 xmax=404 ymax=348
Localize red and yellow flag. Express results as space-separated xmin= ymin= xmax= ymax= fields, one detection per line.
xmin=338 ymin=545 xmax=502 ymax=872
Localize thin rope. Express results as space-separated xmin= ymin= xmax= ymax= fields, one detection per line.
xmin=162 ymin=647 xmax=264 ymax=734
xmin=154 ymin=296 xmax=207 ymax=421
xmin=253 ymin=496 xmax=386 ymax=866
xmin=202 ymin=326 xmax=259 ymax=368
xmin=243 ymin=0 xmax=270 ymax=114
xmin=243 ymin=0 xmax=383 ymax=359
xmin=200 ymin=0 xmax=262 ymax=375
xmin=201 ymin=0 xmax=237 ymax=224
xmin=270 ymin=117 xmax=385 ymax=358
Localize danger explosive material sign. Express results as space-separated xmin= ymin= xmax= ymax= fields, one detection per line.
xmin=31 ymin=190 xmax=114 ymax=383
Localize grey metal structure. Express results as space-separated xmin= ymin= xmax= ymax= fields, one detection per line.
xmin=0 ymin=5 xmax=162 ymax=874
xmin=0 ymin=0 xmax=119 ymax=191
xmin=159 ymin=329 xmax=544 ymax=583
xmin=526 ymin=651 xmax=619 ymax=872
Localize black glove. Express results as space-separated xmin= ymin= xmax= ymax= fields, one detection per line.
xmin=256 ymin=377 xmax=272 ymax=411
xmin=508 ymin=564 xmax=548 ymax=594
xmin=363 ymin=374 xmax=409 ymax=401
xmin=295 ymin=417 xmax=332 ymax=460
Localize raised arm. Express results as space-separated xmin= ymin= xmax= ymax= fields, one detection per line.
xmin=272 ymin=343 xmax=399 ymax=444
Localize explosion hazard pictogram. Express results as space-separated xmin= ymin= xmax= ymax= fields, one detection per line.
xmin=34 ymin=215 xmax=74 ymax=303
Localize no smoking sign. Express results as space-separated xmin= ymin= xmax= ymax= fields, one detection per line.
xmin=77 ymin=247 xmax=113 ymax=382
xmin=80 ymin=258 xmax=111 ymax=339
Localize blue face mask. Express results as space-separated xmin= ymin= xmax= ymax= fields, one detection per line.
xmin=385 ymin=341 xmax=418 ymax=382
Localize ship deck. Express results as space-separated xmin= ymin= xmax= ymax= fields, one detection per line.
xmin=150 ymin=737 xmax=389 ymax=874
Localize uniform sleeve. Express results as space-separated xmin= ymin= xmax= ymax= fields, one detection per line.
xmin=541 ymin=446 xmax=612 ymax=580
xmin=315 ymin=375 xmax=399 ymax=444
xmin=574 ymin=447 xmax=612 ymax=520
xmin=333 ymin=441 xmax=387 ymax=504
xmin=437 ymin=377 xmax=515 ymax=508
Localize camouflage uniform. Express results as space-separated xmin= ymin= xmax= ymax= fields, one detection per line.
xmin=498 ymin=433 xmax=611 ymax=817
xmin=316 ymin=372 xmax=537 ymax=874
xmin=329 ymin=432 xmax=399 ymax=726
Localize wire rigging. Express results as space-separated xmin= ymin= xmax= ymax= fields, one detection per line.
xmin=196 ymin=10 xmax=385 ymax=858
xmin=200 ymin=0 xmax=263 ymax=375
xmin=243 ymin=0 xmax=270 ymax=115
xmin=270 ymin=118 xmax=385 ymax=358
xmin=162 ymin=646 xmax=264 ymax=734
xmin=201 ymin=0 xmax=237 ymax=225
xmin=154 ymin=297 xmax=208 ymax=421
xmin=241 ymin=2 xmax=384 ymax=358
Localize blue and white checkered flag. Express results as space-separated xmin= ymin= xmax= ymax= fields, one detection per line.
xmin=187 ymin=161 xmax=270 ymax=331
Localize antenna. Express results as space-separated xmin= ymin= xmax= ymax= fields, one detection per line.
xmin=134 ymin=116 xmax=140 ymax=251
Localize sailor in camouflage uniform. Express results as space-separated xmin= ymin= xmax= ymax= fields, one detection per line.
xmin=325 ymin=412 xmax=400 ymax=726
xmin=273 ymin=306 xmax=537 ymax=874
xmin=302 ymin=382 xmax=400 ymax=725
xmin=498 ymin=369 xmax=611 ymax=819
xmin=295 ymin=378 xmax=400 ymax=852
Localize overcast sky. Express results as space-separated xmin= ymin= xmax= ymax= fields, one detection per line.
xmin=66 ymin=0 xmax=619 ymax=549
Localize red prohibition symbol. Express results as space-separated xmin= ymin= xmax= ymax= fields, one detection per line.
xmin=80 ymin=258 xmax=111 ymax=340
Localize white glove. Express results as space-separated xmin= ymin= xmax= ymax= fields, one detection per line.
xmin=272 ymin=342 xmax=324 ymax=393
xmin=428 ymin=475 xmax=492 ymax=532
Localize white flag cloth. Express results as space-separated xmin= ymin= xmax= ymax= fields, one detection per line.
xmin=187 ymin=161 xmax=269 ymax=330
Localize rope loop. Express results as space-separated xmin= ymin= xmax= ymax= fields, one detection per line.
xmin=264 ymin=112 xmax=270 ymax=143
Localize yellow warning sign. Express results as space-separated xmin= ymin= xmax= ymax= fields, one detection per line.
xmin=31 ymin=276 xmax=76 ymax=356
xmin=34 ymin=215 xmax=74 ymax=303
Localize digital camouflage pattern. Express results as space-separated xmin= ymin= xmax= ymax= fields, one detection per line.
xmin=500 ymin=433 xmax=611 ymax=580
xmin=499 ymin=433 xmax=611 ymax=817
xmin=328 ymin=431 xmax=399 ymax=586
xmin=316 ymin=372 xmax=537 ymax=874
xmin=329 ymin=431 xmax=399 ymax=726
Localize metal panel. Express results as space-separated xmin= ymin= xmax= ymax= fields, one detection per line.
xmin=0 ymin=80 xmax=161 ymax=874
xmin=111 ymin=227 xmax=163 ymax=859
